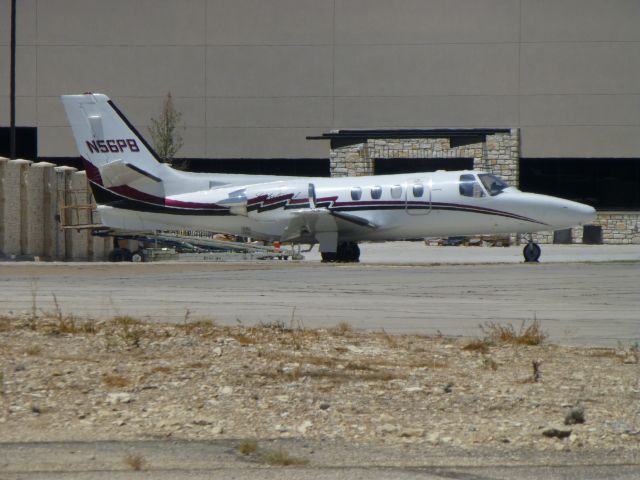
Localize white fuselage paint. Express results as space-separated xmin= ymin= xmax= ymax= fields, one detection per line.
xmin=97 ymin=170 xmax=596 ymax=243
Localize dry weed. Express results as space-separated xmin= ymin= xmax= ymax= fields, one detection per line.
xmin=185 ymin=361 xmax=209 ymax=369
xmin=480 ymin=318 xmax=547 ymax=346
xmin=232 ymin=333 xmax=256 ymax=345
xmin=102 ymin=374 xmax=130 ymax=388
xmin=0 ymin=315 xmax=12 ymax=332
xmin=179 ymin=319 xmax=217 ymax=336
xmin=24 ymin=345 xmax=42 ymax=356
xmin=112 ymin=316 xmax=145 ymax=348
xmin=462 ymin=339 xmax=490 ymax=354
xmin=262 ymin=448 xmax=308 ymax=466
xmin=380 ymin=329 xmax=399 ymax=348
xmin=124 ymin=454 xmax=146 ymax=471
xmin=482 ymin=357 xmax=499 ymax=371
xmin=332 ymin=322 xmax=353 ymax=335
xmin=238 ymin=440 xmax=258 ymax=455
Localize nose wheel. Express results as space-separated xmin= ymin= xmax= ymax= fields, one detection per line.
xmin=523 ymin=241 xmax=541 ymax=263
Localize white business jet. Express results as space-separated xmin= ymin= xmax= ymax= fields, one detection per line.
xmin=62 ymin=93 xmax=596 ymax=262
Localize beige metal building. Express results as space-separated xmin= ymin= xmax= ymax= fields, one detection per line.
xmin=1 ymin=0 xmax=639 ymax=241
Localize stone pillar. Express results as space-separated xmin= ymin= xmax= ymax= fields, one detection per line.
xmin=2 ymin=159 xmax=33 ymax=256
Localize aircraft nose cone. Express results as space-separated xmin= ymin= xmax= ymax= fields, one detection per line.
xmin=558 ymin=199 xmax=597 ymax=227
xmin=577 ymin=203 xmax=597 ymax=224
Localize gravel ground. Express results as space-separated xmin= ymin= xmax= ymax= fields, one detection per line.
xmin=1 ymin=315 xmax=638 ymax=455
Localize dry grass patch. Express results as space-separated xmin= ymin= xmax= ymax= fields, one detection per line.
xmin=462 ymin=339 xmax=490 ymax=354
xmin=150 ymin=365 xmax=172 ymax=375
xmin=344 ymin=361 xmax=375 ymax=371
xmin=102 ymin=374 xmax=130 ymax=388
xmin=262 ymin=448 xmax=308 ymax=466
xmin=185 ymin=361 xmax=209 ymax=369
xmin=124 ymin=454 xmax=146 ymax=471
xmin=480 ymin=319 xmax=547 ymax=346
xmin=232 ymin=333 xmax=256 ymax=345
xmin=238 ymin=440 xmax=258 ymax=455
xmin=332 ymin=321 xmax=353 ymax=335
xmin=379 ymin=329 xmax=399 ymax=348
xmin=24 ymin=345 xmax=42 ymax=356
xmin=0 ymin=315 xmax=12 ymax=332
xmin=585 ymin=348 xmax=618 ymax=359
xmin=179 ymin=319 xmax=217 ymax=336
xmin=110 ymin=316 xmax=145 ymax=348
xmin=259 ymin=365 xmax=400 ymax=384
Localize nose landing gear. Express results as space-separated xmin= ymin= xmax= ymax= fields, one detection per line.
xmin=523 ymin=237 xmax=541 ymax=263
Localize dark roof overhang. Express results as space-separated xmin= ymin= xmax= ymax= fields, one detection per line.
xmin=307 ymin=128 xmax=511 ymax=149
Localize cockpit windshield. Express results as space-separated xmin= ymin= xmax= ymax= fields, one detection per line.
xmin=478 ymin=174 xmax=509 ymax=196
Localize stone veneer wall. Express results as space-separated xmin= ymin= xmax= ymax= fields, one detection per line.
xmin=533 ymin=213 xmax=640 ymax=244
xmin=330 ymin=129 xmax=520 ymax=186
xmin=329 ymin=129 xmax=640 ymax=244
xmin=0 ymin=157 xmax=110 ymax=260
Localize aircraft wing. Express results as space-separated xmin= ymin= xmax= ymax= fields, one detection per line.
xmin=282 ymin=208 xmax=377 ymax=243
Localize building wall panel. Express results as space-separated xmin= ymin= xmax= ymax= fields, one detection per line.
xmin=334 ymin=96 xmax=518 ymax=129
xmin=36 ymin=46 xmax=206 ymax=98
xmin=206 ymin=46 xmax=332 ymax=97
xmin=36 ymin=0 xmax=206 ymax=46
xmin=334 ymin=0 xmax=519 ymax=45
xmin=334 ymin=44 xmax=519 ymax=97
xmin=206 ymin=0 xmax=333 ymax=45
xmin=522 ymin=0 xmax=640 ymax=42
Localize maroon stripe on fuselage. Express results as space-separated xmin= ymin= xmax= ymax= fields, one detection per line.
xmin=82 ymin=156 xmax=224 ymax=210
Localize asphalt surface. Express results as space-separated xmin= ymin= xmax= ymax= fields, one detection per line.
xmin=0 ymin=244 xmax=638 ymax=346
xmin=2 ymin=439 xmax=639 ymax=480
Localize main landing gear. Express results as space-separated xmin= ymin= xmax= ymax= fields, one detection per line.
xmin=321 ymin=242 xmax=360 ymax=263
xmin=523 ymin=237 xmax=541 ymax=263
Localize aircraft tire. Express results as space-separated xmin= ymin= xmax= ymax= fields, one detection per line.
xmin=523 ymin=242 xmax=541 ymax=263
xmin=108 ymin=248 xmax=125 ymax=262
xmin=321 ymin=251 xmax=338 ymax=263
xmin=131 ymin=250 xmax=145 ymax=263
xmin=336 ymin=242 xmax=360 ymax=263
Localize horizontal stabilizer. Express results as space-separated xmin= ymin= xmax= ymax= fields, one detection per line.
xmin=101 ymin=159 xmax=161 ymax=188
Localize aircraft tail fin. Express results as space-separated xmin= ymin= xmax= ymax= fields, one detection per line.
xmin=61 ymin=93 xmax=174 ymax=204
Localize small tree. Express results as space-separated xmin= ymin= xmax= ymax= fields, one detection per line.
xmin=149 ymin=92 xmax=184 ymax=168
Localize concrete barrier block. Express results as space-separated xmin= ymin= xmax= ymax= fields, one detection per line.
xmin=3 ymin=159 xmax=33 ymax=256
xmin=25 ymin=162 xmax=56 ymax=257
xmin=42 ymin=163 xmax=59 ymax=259
xmin=0 ymin=157 xmax=9 ymax=254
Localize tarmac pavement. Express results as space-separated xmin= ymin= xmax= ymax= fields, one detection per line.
xmin=0 ymin=244 xmax=638 ymax=346
xmin=1 ymin=243 xmax=639 ymax=479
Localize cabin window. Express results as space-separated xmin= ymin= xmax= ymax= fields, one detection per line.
xmin=370 ymin=185 xmax=382 ymax=199
xmin=459 ymin=174 xmax=485 ymax=198
xmin=390 ymin=184 xmax=403 ymax=199
xmin=350 ymin=186 xmax=362 ymax=201
xmin=412 ymin=183 xmax=424 ymax=198
xmin=479 ymin=174 xmax=508 ymax=196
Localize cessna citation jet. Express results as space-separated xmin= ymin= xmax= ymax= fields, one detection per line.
xmin=62 ymin=93 xmax=596 ymax=262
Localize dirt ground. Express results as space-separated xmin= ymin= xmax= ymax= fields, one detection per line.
xmin=1 ymin=313 xmax=638 ymax=454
